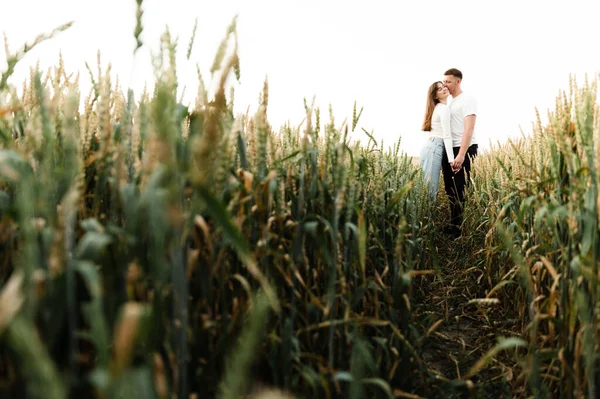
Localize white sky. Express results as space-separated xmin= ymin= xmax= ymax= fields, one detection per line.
xmin=2 ymin=0 xmax=600 ymax=156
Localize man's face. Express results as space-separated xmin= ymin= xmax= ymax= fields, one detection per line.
xmin=443 ymin=75 xmax=459 ymax=95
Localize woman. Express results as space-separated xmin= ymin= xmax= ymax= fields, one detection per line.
xmin=419 ymin=81 xmax=454 ymax=199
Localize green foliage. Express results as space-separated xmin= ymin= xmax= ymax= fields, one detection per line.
xmin=465 ymin=77 xmax=600 ymax=398
xmin=0 ymin=13 xmax=432 ymax=399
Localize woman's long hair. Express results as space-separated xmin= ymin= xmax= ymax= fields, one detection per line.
xmin=421 ymin=81 xmax=442 ymax=131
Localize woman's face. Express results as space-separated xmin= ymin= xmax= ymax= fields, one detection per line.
xmin=435 ymin=83 xmax=449 ymax=101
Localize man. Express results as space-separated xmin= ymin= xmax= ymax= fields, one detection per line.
xmin=441 ymin=68 xmax=478 ymax=238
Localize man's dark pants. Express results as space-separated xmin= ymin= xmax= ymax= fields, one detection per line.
xmin=441 ymin=144 xmax=478 ymax=228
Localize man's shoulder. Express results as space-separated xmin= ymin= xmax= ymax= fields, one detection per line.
xmin=455 ymin=93 xmax=476 ymax=100
xmin=463 ymin=93 xmax=477 ymax=103
xmin=452 ymin=94 xmax=477 ymax=108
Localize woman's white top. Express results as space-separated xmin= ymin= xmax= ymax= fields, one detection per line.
xmin=429 ymin=103 xmax=455 ymax=163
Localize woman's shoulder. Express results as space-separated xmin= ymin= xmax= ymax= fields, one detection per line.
xmin=435 ymin=103 xmax=450 ymax=113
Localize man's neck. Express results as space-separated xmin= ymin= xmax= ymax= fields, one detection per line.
xmin=453 ymin=89 xmax=463 ymax=97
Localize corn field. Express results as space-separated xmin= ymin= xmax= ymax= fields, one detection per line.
xmin=0 ymin=9 xmax=599 ymax=399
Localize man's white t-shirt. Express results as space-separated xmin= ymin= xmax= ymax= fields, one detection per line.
xmin=449 ymin=93 xmax=477 ymax=147
xmin=429 ymin=103 xmax=455 ymax=162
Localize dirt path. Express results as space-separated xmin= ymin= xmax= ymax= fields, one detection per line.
xmin=413 ymin=229 xmax=521 ymax=399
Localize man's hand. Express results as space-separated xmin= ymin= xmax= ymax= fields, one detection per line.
xmin=452 ymin=154 xmax=465 ymax=173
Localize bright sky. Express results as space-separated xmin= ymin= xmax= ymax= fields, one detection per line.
xmin=2 ymin=0 xmax=600 ymax=156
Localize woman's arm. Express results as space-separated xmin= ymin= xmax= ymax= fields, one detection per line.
xmin=439 ymin=105 xmax=455 ymax=163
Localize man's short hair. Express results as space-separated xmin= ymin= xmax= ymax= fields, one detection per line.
xmin=444 ymin=68 xmax=463 ymax=80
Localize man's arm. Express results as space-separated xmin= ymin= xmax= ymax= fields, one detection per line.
xmin=458 ymin=115 xmax=476 ymax=157
xmin=451 ymin=114 xmax=476 ymax=171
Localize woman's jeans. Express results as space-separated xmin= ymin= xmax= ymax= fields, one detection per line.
xmin=419 ymin=137 xmax=444 ymax=200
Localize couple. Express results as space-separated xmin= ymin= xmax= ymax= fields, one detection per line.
xmin=419 ymin=68 xmax=478 ymax=238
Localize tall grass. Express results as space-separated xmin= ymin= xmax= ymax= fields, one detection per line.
xmin=3 ymin=5 xmax=598 ymax=399
xmin=465 ymin=75 xmax=600 ymax=398
xmin=0 ymin=14 xmax=435 ymax=399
